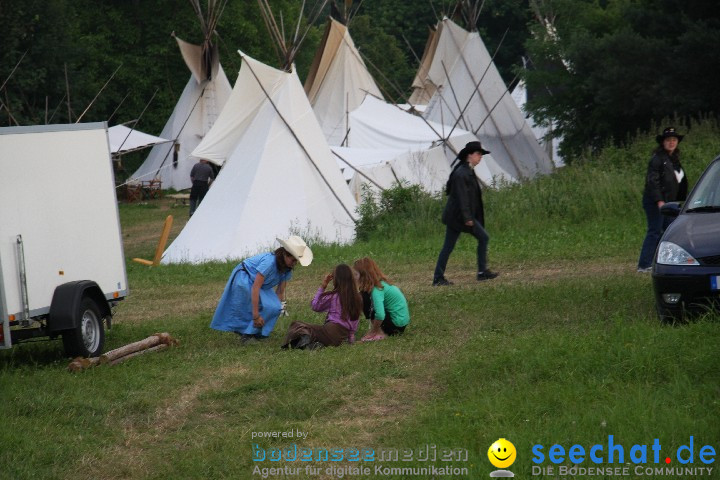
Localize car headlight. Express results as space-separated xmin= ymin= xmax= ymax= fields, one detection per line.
xmin=656 ymin=241 xmax=699 ymax=266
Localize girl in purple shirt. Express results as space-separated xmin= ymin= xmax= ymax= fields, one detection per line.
xmin=281 ymin=264 xmax=362 ymax=349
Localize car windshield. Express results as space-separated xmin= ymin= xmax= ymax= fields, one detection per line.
xmin=685 ymin=159 xmax=720 ymax=211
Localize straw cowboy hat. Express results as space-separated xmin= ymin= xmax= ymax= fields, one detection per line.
xmin=277 ymin=235 xmax=313 ymax=266
xmin=656 ymin=127 xmax=684 ymax=144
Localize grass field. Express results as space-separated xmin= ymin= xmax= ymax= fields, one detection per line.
xmin=1 ymin=122 xmax=719 ymax=480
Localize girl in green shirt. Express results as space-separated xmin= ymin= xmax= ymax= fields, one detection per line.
xmin=353 ymin=257 xmax=410 ymax=342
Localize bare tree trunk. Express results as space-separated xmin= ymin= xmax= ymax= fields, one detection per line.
xmin=109 ymin=344 xmax=168 ymax=365
xmin=100 ymin=332 xmax=178 ymax=364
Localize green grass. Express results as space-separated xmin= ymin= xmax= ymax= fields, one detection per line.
xmin=1 ymin=121 xmax=719 ymax=479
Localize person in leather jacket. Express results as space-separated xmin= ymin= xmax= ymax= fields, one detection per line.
xmin=433 ymin=141 xmax=499 ymax=285
xmin=637 ymin=127 xmax=688 ymax=272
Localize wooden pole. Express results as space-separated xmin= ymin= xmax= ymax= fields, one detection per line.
xmin=109 ymin=344 xmax=168 ymax=366
xmin=76 ymin=63 xmax=123 ymax=123
xmin=100 ymin=332 xmax=178 ymax=364
xmin=64 ymin=63 xmax=72 ymax=122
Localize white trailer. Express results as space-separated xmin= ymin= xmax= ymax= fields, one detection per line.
xmin=0 ymin=123 xmax=128 ymax=357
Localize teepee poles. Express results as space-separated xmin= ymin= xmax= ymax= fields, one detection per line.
xmin=76 ymin=63 xmax=123 ymax=123
xmin=0 ymin=50 xmax=27 ymax=93
xmin=116 ymin=88 xmax=159 ymax=154
xmin=257 ymin=0 xmax=329 ymax=72
xmin=441 ymin=27 xmax=509 ymax=138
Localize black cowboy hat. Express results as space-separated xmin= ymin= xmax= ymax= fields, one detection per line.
xmin=656 ymin=127 xmax=684 ymax=144
xmin=459 ymin=141 xmax=490 ymax=160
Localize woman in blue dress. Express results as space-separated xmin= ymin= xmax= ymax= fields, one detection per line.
xmin=211 ymin=235 xmax=313 ymax=342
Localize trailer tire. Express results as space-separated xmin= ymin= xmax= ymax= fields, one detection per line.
xmin=62 ymin=297 xmax=105 ymax=357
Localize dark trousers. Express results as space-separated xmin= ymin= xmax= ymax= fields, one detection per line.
xmin=433 ymin=220 xmax=489 ymax=281
xmin=189 ymin=181 xmax=209 ymax=216
xmin=638 ymin=196 xmax=672 ymax=268
xmin=380 ymin=317 xmax=405 ymax=336
xmin=360 ymin=291 xmax=405 ymax=336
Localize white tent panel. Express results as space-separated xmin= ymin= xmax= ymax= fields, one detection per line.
xmin=425 ymin=19 xmax=469 ymax=91
xmin=332 ymin=146 xmax=406 ymax=182
xmin=409 ymin=19 xmax=469 ymax=106
xmin=424 ymin=19 xmax=554 ymax=181
xmin=130 ymin=66 xmax=232 ymax=189
xmin=348 ymin=161 xmax=396 ymax=203
xmin=346 ymin=142 xmax=497 ymax=203
xmin=162 ymin=54 xmax=356 ymax=264
xmin=347 ymin=96 xmax=512 ymax=185
xmin=108 ymin=125 xmax=171 ymax=156
xmin=348 ymin=95 xmax=465 ymax=151
xmin=305 ymin=19 xmax=383 ymax=146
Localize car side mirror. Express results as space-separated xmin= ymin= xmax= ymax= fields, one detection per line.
xmin=660 ymin=201 xmax=682 ymax=217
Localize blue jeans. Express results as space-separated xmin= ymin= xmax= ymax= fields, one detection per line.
xmin=434 ymin=221 xmax=489 ymax=281
xmin=637 ymin=196 xmax=671 ymax=269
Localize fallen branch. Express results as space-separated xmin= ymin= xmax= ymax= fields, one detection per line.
xmin=109 ymin=344 xmax=168 ymax=365
xmin=67 ymin=332 xmax=178 ymax=371
xmin=67 ymin=356 xmax=101 ymax=372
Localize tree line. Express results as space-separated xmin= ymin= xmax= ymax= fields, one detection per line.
xmin=1 ymin=0 xmax=718 ymax=160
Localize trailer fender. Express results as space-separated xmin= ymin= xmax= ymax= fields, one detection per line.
xmin=49 ymin=281 xmax=111 ymax=332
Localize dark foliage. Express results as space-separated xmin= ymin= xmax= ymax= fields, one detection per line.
xmin=524 ymin=0 xmax=720 ymax=159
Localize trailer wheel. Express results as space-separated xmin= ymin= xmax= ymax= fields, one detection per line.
xmin=62 ymin=297 xmax=105 ymax=357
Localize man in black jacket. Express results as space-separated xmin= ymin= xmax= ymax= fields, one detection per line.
xmin=433 ymin=141 xmax=499 ymax=286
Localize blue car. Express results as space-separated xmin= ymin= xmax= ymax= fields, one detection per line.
xmin=652 ymin=156 xmax=720 ymax=322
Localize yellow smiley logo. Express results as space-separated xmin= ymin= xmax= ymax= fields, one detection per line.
xmin=488 ymin=438 xmax=516 ymax=469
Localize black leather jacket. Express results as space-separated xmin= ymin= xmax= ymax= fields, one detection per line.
xmin=441 ymin=162 xmax=484 ymax=231
xmin=643 ymin=150 xmax=688 ymax=203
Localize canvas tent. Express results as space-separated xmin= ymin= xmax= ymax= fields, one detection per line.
xmin=346 ymin=95 xmax=505 ymax=186
xmin=422 ymin=18 xmax=554 ymax=182
xmin=332 ymin=146 xmax=405 ymax=182
xmin=130 ymin=38 xmax=231 ymax=190
xmin=160 ymin=53 xmax=357 ymax=264
xmin=130 ymin=3 xmax=232 ymax=190
xmin=408 ymin=19 xmax=467 ymax=106
xmin=340 ymin=145 xmax=456 ymax=203
xmin=108 ymin=124 xmax=171 ymax=157
xmin=304 ymin=17 xmax=383 ymax=146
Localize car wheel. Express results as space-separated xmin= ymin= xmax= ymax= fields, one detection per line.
xmin=656 ymin=301 xmax=684 ymax=324
xmin=62 ymin=297 xmax=106 ymax=357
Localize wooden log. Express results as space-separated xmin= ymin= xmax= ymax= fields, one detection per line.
xmin=109 ymin=344 xmax=168 ymax=365
xmin=68 ymin=333 xmax=177 ymax=370
xmin=99 ymin=334 xmax=162 ymax=364
xmin=153 ymin=332 xmax=180 ymax=347
xmin=67 ymin=356 xmax=101 ymax=372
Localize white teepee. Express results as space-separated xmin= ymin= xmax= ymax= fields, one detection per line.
xmin=304 ymin=17 xmax=383 ymax=146
xmin=161 ymin=53 xmax=357 ymax=264
xmin=130 ymin=3 xmax=231 ymax=190
xmin=422 ymin=18 xmax=554 ymax=181
xmin=408 ymin=19 xmax=468 ymax=106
